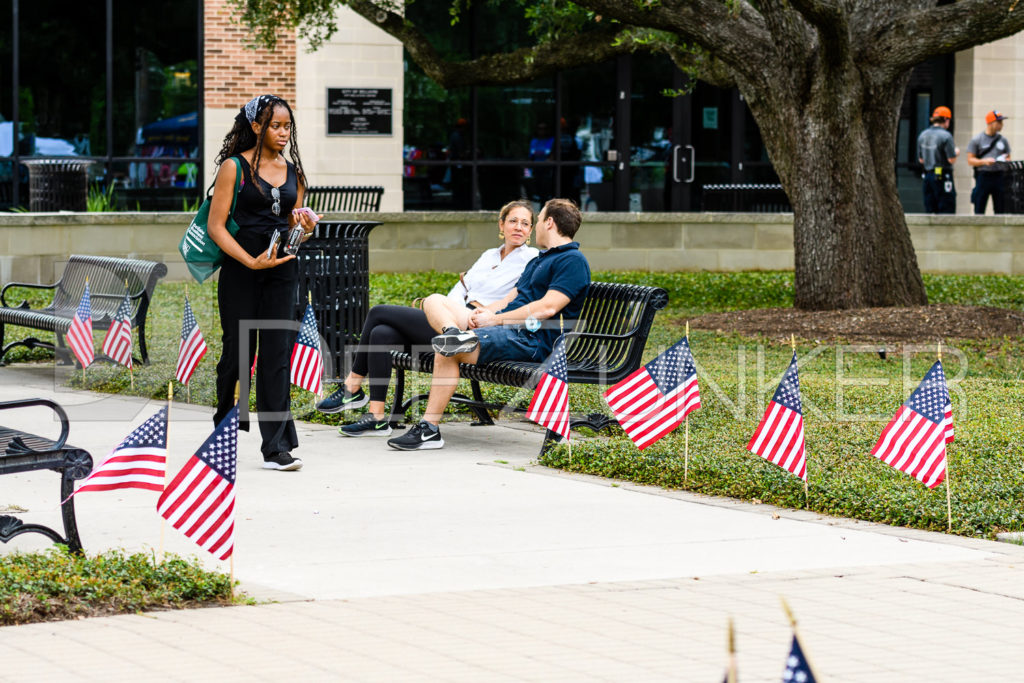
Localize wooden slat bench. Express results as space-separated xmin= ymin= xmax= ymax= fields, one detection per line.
xmin=305 ymin=186 xmax=384 ymax=213
xmin=0 ymin=398 xmax=93 ymax=553
xmin=0 ymin=255 xmax=168 ymax=366
xmin=389 ymin=281 xmax=669 ymax=452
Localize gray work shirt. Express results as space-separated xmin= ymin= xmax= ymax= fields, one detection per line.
xmin=967 ymin=131 xmax=1011 ymax=173
xmin=917 ymin=126 xmax=956 ymax=171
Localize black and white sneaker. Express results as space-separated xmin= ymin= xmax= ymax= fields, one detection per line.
xmin=387 ymin=420 xmax=445 ymax=450
xmin=339 ymin=413 xmax=393 ymax=437
xmin=263 ymin=452 xmax=303 ymax=471
xmin=316 ymin=386 xmax=369 ymax=413
xmin=431 ymin=327 xmax=479 ymax=357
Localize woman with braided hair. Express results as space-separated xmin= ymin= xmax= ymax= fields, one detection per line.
xmin=208 ymin=94 xmax=319 ymax=472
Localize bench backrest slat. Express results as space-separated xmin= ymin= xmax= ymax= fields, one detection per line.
xmin=306 ymin=186 xmax=384 ymax=213
xmin=566 ymin=281 xmax=668 ymax=382
xmin=50 ymin=255 xmax=168 ymax=324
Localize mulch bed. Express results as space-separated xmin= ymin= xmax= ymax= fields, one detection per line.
xmin=686 ymin=304 xmax=1024 ymax=343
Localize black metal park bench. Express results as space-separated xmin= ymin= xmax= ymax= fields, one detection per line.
xmin=0 ymin=255 xmax=168 ymax=366
xmin=389 ymin=281 xmax=669 ymax=452
xmin=305 ymin=186 xmax=384 ymax=213
xmin=0 ymin=399 xmax=93 ymax=553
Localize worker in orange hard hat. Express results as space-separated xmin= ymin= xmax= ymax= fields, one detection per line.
xmin=916 ymin=105 xmax=958 ymax=213
xmin=967 ymin=109 xmax=1011 ymax=214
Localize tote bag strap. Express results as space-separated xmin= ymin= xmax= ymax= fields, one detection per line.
xmin=204 ymin=155 xmax=244 ymax=207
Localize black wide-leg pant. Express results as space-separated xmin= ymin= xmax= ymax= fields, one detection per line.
xmin=214 ymin=231 xmax=299 ymax=456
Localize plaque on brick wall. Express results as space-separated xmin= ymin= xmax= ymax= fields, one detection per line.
xmin=326 ymin=88 xmax=392 ymax=136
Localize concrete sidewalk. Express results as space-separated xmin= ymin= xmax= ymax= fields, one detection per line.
xmin=2 ymin=364 xmax=1023 ymax=681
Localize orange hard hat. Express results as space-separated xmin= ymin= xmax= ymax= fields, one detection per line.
xmin=931 ymin=106 xmax=952 ymax=119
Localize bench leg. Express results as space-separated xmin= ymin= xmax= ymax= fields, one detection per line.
xmin=390 ymin=366 xmax=407 ymax=427
xmin=60 ymin=469 xmax=84 ymax=554
xmin=469 ymin=380 xmax=495 ymax=426
xmin=539 ymin=428 xmax=561 ymax=456
xmin=137 ymin=321 xmax=150 ymax=365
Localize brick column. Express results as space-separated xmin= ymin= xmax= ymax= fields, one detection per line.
xmin=203 ymin=0 xmax=296 ymax=186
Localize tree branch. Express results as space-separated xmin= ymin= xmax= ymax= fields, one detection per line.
xmin=869 ymin=0 xmax=1024 ymax=73
xmin=786 ymin=0 xmax=843 ymax=32
xmin=571 ymin=0 xmax=773 ymax=84
xmin=345 ymin=0 xmax=642 ymax=88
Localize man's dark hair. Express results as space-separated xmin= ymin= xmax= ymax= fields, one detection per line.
xmin=543 ymin=198 xmax=582 ymax=239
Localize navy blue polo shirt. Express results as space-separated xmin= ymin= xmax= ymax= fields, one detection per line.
xmin=500 ymin=241 xmax=591 ymax=351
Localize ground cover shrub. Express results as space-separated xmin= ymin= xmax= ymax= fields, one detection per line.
xmin=0 ymin=547 xmax=235 ymax=626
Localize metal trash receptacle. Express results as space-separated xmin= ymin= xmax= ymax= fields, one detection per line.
xmin=23 ymin=159 xmax=95 ymax=212
xmin=296 ymin=220 xmax=381 ymax=382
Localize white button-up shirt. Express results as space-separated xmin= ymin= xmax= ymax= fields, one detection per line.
xmin=447 ymin=245 xmax=539 ymax=306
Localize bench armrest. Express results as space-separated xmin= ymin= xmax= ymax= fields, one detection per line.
xmin=1 ymin=281 xmax=57 ymax=309
xmin=0 ymin=398 xmax=71 ymax=450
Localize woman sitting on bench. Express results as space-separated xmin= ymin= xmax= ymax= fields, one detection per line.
xmin=315 ymin=199 xmax=537 ymax=428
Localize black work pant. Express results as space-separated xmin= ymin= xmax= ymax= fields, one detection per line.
xmin=351 ymin=305 xmax=436 ymax=402
xmin=214 ymin=231 xmax=299 ymax=456
xmin=922 ymin=170 xmax=955 ymax=214
xmin=974 ymin=171 xmax=1007 ymax=214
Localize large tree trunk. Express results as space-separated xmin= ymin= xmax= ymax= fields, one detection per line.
xmin=740 ymin=45 xmax=928 ymax=310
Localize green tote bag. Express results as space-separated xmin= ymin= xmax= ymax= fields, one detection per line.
xmin=179 ymin=156 xmax=243 ymax=283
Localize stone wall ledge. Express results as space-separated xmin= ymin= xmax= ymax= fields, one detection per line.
xmin=1 ymin=211 xmax=1023 ymax=283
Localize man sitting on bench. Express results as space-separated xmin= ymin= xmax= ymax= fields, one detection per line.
xmin=388 ymin=198 xmax=591 ymax=451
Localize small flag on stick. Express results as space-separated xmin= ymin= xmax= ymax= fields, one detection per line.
xmin=527 ymin=335 xmax=571 ymax=440
xmin=290 ymin=303 xmax=324 ymax=394
xmin=871 ymin=360 xmax=953 ymax=488
xmin=66 ymin=407 xmax=167 ymax=498
xmin=747 ymin=352 xmax=807 ymax=480
xmin=175 ymin=296 xmax=207 ymax=384
xmin=604 ymin=336 xmax=700 ymax=450
xmin=101 ymin=291 xmax=134 ymax=369
xmin=157 ymin=407 xmax=238 ymax=560
xmin=66 ymin=281 xmax=94 ymax=369
xmin=780 ymin=597 xmax=819 ymax=683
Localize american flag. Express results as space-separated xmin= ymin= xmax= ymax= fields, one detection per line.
xmin=747 ymin=352 xmax=807 ymax=480
xmin=157 ymin=407 xmax=238 ymax=560
xmin=603 ymin=337 xmax=700 ymax=450
xmin=66 ymin=282 xmax=94 ymax=368
xmin=175 ymin=296 xmax=207 ymax=384
xmin=527 ymin=336 xmax=570 ymax=439
xmin=290 ymin=304 xmax=324 ymax=394
xmin=871 ymin=360 xmax=953 ymax=489
xmin=70 ymin=407 xmax=167 ymax=497
xmin=101 ymin=292 xmax=133 ymax=369
xmin=781 ymin=633 xmax=818 ymax=683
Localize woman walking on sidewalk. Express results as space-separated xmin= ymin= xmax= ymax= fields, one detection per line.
xmin=207 ymin=94 xmax=319 ymax=472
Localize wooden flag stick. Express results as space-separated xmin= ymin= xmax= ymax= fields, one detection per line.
xmin=124 ymin=280 xmax=134 ymax=390
xmin=684 ymin=322 xmax=690 ymax=482
xmin=158 ymin=381 xmax=172 ymax=564
xmin=726 ymin=617 xmax=738 ymax=683
xmin=558 ymin=314 xmax=571 ymax=462
xmin=791 ymin=335 xmax=808 ymax=504
xmin=230 ymin=554 xmax=235 ymax=600
xmin=938 ymin=341 xmax=953 ymax=531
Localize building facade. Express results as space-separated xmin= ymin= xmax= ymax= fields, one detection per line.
xmin=0 ymin=1 xmax=1022 ymax=216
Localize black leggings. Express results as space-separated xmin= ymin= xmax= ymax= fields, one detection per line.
xmin=351 ymin=305 xmax=436 ymax=402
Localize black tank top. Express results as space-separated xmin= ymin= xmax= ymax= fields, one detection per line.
xmin=231 ymin=155 xmax=297 ymax=237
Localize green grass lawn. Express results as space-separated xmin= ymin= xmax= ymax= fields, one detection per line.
xmin=4 ymin=270 xmax=1024 ymax=538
